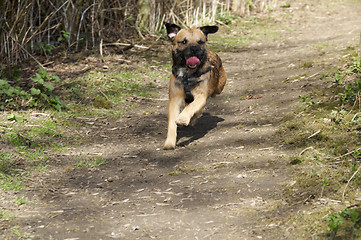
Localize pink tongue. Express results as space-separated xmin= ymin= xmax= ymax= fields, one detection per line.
xmin=186 ymin=56 xmax=200 ymax=67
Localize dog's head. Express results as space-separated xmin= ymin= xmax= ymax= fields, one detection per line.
xmin=164 ymin=22 xmax=218 ymax=70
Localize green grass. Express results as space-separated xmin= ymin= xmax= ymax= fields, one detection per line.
xmin=15 ymin=196 xmax=27 ymax=206
xmin=209 ymin=16 xmax=284 ymax=52
xmin=0 ymin=68 xmax=148 ymax=189
xmin=279 ymin=49 xmax=361 ymax=238
xmin=0 ymin=174 xmax=24 ymax=191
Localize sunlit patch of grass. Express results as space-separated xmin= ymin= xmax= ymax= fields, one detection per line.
xmin=75 ymin=157 xmax=107 ymax=167
xmin=209 ymin=16 xmax=285 ymax=51
xmin=0 ymin=174 xmax=24 ymax=191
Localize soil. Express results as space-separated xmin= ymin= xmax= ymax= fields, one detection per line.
xmin=2 ymin=0 xmax=361 ymax=239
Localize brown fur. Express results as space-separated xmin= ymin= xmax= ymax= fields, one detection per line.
xmin=163 ymin=24 xmax=227 ymax=150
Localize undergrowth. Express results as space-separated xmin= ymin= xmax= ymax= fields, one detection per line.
xmin=279 ymin=50 xmax=361 ymax=238
xmin=0 ymin=67 xmax=64 ymax=111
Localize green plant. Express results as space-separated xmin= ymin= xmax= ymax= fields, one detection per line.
xmin=29 ymin=67 xmax=64 ymax=111
xmin=328 ymin=212 xmax=344 ymax=237
xmin=348 ymin=54 xmax=361 ymax=73
xmin=0 ymin=79 xmax=27 ymax=110
xmin=300 ymin=95 xmax=317 ymax=105
xmin=320 ymin=178 xmax=329 ymax=197
xmin=0 ymin=67 xmax=64 ymax=111
xmin=282 ymin=2 xmax=291 ymax=8
xmin=15 ymin=196 xmax=27 ymax=205
xmin=339 ymin=78 xmax=361 ymax=105
xmin=335 ymin=73 xmax=343 ymax=84
xmin=0 ymin=153 xmax=14 ymax=174
xmin=0 ymin=174 xmax=24 ymax=191
xmin=34 ymin=42 xmax=56 ymax=55
xmin=327 ymin=208 xmax=361 ymax=239
xmin=331 ymin=109 xmax=346 ymax=124
xmin=216 ymin=12 xmax=240 ymax=25
xmin=57 ymin=30 xmax=70 ymax=42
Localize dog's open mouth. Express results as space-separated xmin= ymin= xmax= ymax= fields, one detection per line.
xmin=186 ymin=56 xmax=201 ymax=69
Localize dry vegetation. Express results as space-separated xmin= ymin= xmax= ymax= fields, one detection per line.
xmin=0 ymin=0 xmax=278 ymax=67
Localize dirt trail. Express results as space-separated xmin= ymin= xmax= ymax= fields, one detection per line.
xmin=3 ymin=1 xmax=361 ymax=239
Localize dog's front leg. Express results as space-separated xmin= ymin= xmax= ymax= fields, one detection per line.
xmin=176 ymin=94 xmax=207 ymax=126
xmin=164 ymin=96 xmax=183 ymax=150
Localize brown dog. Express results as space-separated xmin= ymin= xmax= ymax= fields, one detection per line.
xmin=163 ymin=22 xmax=227 ymax=150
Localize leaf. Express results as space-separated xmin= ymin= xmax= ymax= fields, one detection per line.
xmin=31 ymin=73 xmax=44 ymax=85
xmin=0 ymin=79 xmax=9 ymax=86
xmin=6 ymin=114 xmax=16 ymax=121
xmin=52 ymin=75 xmax=61 ymax=83
xmin=44 ymin=83 xmax=55 ymax=92
xmin=354 ymin=149 xmax=360 ymax=158
xmin=30 ymin=88 xmax=41 ymax=96
xmin=38 ymin=67 xmax=48 ymax=79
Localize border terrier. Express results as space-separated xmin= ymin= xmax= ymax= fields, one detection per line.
xmin=163 ymin=22 xmax=227 ymax=150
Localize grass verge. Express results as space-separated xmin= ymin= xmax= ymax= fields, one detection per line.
xmin=278 ymin=48 xmax=361 ymax=239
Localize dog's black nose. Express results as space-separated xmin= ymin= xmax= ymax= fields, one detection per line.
xmin=190 ymin=45 xmax=200 ymax=54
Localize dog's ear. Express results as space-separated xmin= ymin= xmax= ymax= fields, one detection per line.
xmin=164 ymin=22 xmax=182 ymax=41
xmin=199 ymin=26 xmax=219 ymax=40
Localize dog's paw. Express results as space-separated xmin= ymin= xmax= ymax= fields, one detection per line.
xmin=176 ymin=114 xmax=190 ymax=126
xmin=163 ymin=139 xmax=176 ymax=150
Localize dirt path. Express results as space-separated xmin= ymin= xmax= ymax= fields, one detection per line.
xmin=3 ymin=1 xmax=361 ymax=239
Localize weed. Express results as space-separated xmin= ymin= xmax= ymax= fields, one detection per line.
xmin=320 ymin=178 xmax=329 ymax=197
xmin=301 ymin=61 xmax=313 ymax=68
xmin=93 ymin=96 xmax=113 ymax=109
xmin=0 ymin=67 xmax=64 ymax=111
xmin=0 ymin=79 xmax=27 ymax=110
xmin=282 ymin=2 xmax=291 ymax=8
xmin=0 ymin=153 xmax=15 ymax=174
xmin=29 ymin=67 xmax=64 ymax=111
xmin=339 ymin=78 xmax=361 ymax=105
xmin=0 ymin=174 xmax=24 ymax=191
xmin=299 ymin=95 xmax=317 ymax=105
xmin=75 ymin=157 xmax=106 ymax=167
xmin=34 ymin=42 xmax=56 ymax=56
xmin=216 ymin=11 xmax=240 ymax=25
xmin=327 ymin=208 xmax=361 ymax=239
xmin=0 ymin=210 xmax=15 ymax=221
xmin=176 ymin=165 xmax=196 ymax=173
xmin=15 ymin=196 xmax=27 ymax=206
xmin=289 ymin=156 xmax=303 ymax=165
xmin=168 ymin=171 xmax=180 ymax=176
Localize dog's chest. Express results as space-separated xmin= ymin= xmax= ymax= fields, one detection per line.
xmin=173 ymin=67 xmax=208 ymax=88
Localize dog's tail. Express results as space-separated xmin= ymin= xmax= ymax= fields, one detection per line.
xmin=208 ymin=50 xmax=227 ymax=97
xmin=214 ymin=65 xmax=227 ymax=95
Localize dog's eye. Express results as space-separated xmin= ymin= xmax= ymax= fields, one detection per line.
xmin=198 ymin=40 xmax=205 ymax=45
xmin=179 ymin=39 xmax=187 ymax=45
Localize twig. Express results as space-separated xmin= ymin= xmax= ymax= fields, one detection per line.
xmin=102 ymin=43 xmax=149 ymax=49
xmin=351 ymin=112 xmax=361 ymax=122
xmin=299 ymin=146 xmax=314 ymax=156
xmin=99 ymin=38 xmax=104 ymax=62
xmin=334 ymin=147 xmax=361 ymax=160
xmin=306 ymin=71 xmax=320 ymax=80
xmin=99 ymin=90 xmax=110 ymax=102
xmin=308 ymin=130 xmax=321 ymax=139
xmin=76 ymin=4 xmax=95 ymax=51
xmin=342 ymin=164 xmax=361 ymax=202
xmin=347 ymin=202 xmax=361 ymax=208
